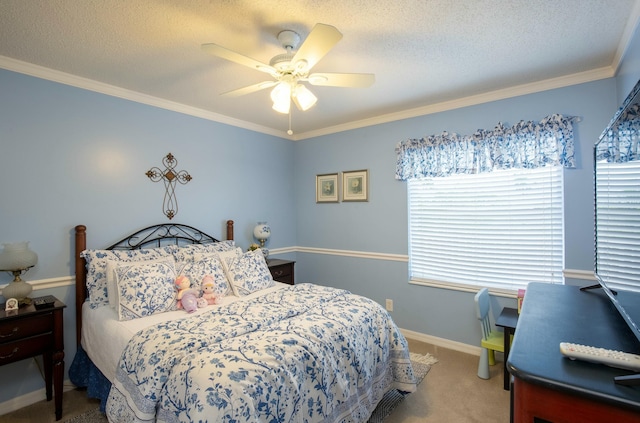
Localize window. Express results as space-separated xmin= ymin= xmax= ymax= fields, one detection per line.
xmin=408 ymin=166 xmax=564 ymax=293
xmin=596 ymin=160 xmax=640 ymax=291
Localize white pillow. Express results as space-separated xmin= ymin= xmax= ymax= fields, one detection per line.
xmin=81 ymin=245 xmax=177 ymax=306
xmin=221 ymin=249 xmax=274 ymax=296
xmin=115 ymin=260 xmax=178 ymax=321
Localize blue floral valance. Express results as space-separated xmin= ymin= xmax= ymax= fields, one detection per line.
xmin=595 ymin=103 xmax=640 ymax=163
xmin=395 ymin=114 xmax=577 ymax=181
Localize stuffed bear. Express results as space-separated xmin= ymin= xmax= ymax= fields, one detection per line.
xmin=196 ymin=297 xmax=208 ymax=308
xmin=201 ymin=275 xmax=219 ymax=305
xmin=180 ymin=288 xmax=201 ymax=313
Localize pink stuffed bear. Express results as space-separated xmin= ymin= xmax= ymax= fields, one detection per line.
xmin=201 ymin=275 xmax=219 ymax=305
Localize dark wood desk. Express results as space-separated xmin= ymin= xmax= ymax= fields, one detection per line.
xmin=496 ymin=307 xmax=518 ymax=391
xmin=507 ymin=283 xmax=640 ymax=422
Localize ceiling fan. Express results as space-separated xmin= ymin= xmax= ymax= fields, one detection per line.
xmin=201 ymin=23 xmax=375 ymax=117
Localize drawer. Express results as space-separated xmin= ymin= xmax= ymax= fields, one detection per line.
xmin=274 ymin=272 xmax=293 ymax=285
xmin=0 ymin=333 xmax=53 ymax=365
xmin=270 ymin=263 xmax=293 ymax=285
xmin=0 ymin=314 xmax=53 ymax=342
xmin=270 ymin=264 xmax=292 ymax=279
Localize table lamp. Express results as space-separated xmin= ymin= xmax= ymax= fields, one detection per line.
xmin=0 ymin=242 xmax=38 ymax=303
xmin=253 ymin=222 xmax=271 ymax=258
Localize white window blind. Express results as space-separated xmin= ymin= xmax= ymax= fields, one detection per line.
xmin=596 ymin=160 xmax=640 ymax=292
xmin=408 ymin=166 xmax=564 ymax=292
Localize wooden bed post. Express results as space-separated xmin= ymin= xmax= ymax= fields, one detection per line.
xmin=75 ymin=225 xmax=87 ymax=348
xmin=226 ymin=220 xmax=234 ymax=241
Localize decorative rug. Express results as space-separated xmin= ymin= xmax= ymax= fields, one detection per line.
xmin=366 ymin=352 xmax=438 ymax=423
xmin=64 ymin=353 xmax=437 ymax=423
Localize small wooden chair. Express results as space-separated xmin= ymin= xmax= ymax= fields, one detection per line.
xmin=474 ymin=288 xmax=505 ymax=379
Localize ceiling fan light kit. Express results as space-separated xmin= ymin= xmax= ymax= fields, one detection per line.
xmin=271 ymin=82 xmax=292 ymax=114
xmin=202 ymin=23 xmax=375 ymax=133
xmin=292 ymin=84 xmax=317 ymax=111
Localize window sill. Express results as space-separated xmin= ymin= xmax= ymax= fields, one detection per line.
xmin=409 ymin=278 xmax=520 ymax=299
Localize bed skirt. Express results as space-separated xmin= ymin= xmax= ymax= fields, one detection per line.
xmin=68 ymin=345 xmax=112 ymax=412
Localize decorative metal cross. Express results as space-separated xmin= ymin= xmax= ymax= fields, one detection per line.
xmin=146 ymin=153 xmax=192 ymax=220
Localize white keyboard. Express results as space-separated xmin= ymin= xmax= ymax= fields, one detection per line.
xmin=560 ymin=342 xmax=640 ymax=371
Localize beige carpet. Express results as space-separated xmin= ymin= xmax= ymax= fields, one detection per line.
xmin=63 ymin=353 xmax=437 ymax=423
xmin=0 ymin=340 xmax=511 ymax=422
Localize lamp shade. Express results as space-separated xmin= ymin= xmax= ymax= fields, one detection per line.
xmin=0 ymin=242 xmax=38 ymax=271
xmin=271 ymin=83 xmax=291 ymax=114
xmin=292 ymin=84 xmax=317 ymax=111
xmin=253 ymin=222 xmax=271 ymax=241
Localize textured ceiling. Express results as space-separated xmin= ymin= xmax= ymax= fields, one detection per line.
xmin=0 ymin=0 xmax=639 ymax=139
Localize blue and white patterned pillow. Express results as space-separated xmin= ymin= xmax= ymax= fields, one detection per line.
xmin=221 ymin=249 xmax=274 ymax=296
xmin=106 ymin=258 xmax=172 ymax=309
xmin=81 ymin=245 xmax=178 ymax=306
xmin=175 ymin=253 xmax=233 ymax=297
xmin=115 ymin=260 xmax=178 ymax=321
xmin=174 ymin=241 xmax=236 ymax=262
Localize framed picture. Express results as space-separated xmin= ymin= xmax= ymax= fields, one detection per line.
xmin=316 ymin=173 xmax=339 ymax=203
xmin=342 ymin=169 xmax=369 ymax=202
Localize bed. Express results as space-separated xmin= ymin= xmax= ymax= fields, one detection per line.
xmin=69 ymin=221 xmax=417 ymax=423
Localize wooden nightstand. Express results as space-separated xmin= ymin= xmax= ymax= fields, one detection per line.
xmin=0 ymin=296 xmax=66 ymax=420
xmin=267 ymin=259 xmax=295 ymax=285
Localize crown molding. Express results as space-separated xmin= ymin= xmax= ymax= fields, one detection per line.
xmin=293 ymin=66 xmax=615 ymax=140
xmin=612 ymin=0 xmax=640 ymax=74
xmin=0 ymin=55 xmax=616 ymax=141
xmin=0 ymin=56 xmax=286 ymax=139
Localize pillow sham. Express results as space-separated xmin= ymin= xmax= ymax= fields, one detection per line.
xmin=115 ymin=260 xmax=178 ymax=321
xmin=81 ymin=245 xmax=178 ymax=306
xmin=106 ymin=257 xmax=171 ymax=309
xmin=221 ymin=249 xmax=274 ymax=296
xmin=174 ymin=240 xmax=236 ymax=262
xmin=175 ymin=252 xmax=233 ymax=297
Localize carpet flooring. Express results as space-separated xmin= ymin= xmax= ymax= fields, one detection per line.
xmin=63 ymin=353 xmax=437 ymax=423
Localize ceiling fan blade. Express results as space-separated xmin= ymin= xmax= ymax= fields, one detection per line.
xmin=307 ymin=72 xmax=375 ymax=88
xmin=220 ymin=81 xmax=278 ymax=98
xmin=292 ymin=23 xmax=343 ymax=72
xmin=201 ymin=43 xmax=276 ymax=76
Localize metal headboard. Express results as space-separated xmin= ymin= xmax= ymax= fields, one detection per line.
xmin=107 ymin=224 xmax=221 ymax=250
xmin=74 ymin=220 xmax=234 ymax=347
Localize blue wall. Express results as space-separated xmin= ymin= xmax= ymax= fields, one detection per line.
xmin=1 ymin=24 xmax=639 ymax=408
xmin=0 ymin=70 xmax=296 ymax=404
xmin=293 ymin=78 xmax=618 ymax=346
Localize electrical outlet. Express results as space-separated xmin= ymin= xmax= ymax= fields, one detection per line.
xmin=385 ymin=299 xmax=393 ymax=311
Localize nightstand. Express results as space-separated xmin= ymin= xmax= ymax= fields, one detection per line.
xmin=267 ymin=259 xmax=295 ymax=285
xmin=0 ymin=297 xmax=66 ymax=420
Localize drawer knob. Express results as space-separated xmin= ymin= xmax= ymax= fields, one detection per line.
xmin=0 ymin=347 xmax=18 ymax=359
xmin=274 ymin=270 xmax=284 ymax=276
xmin=0 ymin=327 xmax=18 ymax=338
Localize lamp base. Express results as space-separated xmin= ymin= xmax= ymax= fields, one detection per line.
xmin=2 ymin=279 xmax=33 ymax=302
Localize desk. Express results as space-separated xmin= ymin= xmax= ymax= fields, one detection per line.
xmin=496 ymin=307 xmax=518 ymax=391
xmin=507 ymin=283 xmax=640 ymax=422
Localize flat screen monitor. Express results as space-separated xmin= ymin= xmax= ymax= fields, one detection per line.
xmin=594 ymin=77 xmax=640 ymax=355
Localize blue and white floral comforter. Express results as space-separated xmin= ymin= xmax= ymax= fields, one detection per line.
xmin=106 ymin=283 xmax=416 ymax=423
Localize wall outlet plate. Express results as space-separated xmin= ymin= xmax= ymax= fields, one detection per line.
xmin=385 ymin=299 xmax=393 ymax=311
